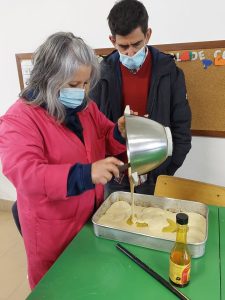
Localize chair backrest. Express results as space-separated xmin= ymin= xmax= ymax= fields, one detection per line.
xmin=154 ymin=175 xmax=225 ymax=207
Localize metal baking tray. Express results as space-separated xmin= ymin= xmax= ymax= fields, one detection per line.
xmin=92 ymin=191 xmax=208 ymax=258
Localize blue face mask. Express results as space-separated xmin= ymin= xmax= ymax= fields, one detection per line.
xmin=119 ymin=46 xmax=146 ymax=70
xmin=59 ymin=88 xmax=85 ymax=109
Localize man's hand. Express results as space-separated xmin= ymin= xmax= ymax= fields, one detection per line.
xmin=117 ymin=110 xmax=139 ymax=138
xmin=91 ymin=157 xmax=124 ymax=185
xmin=117 ymin=116 xmax=126 ymax=138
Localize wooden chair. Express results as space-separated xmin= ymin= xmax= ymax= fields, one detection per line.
xmin=154 ymin=175 xmax=225 ymax=207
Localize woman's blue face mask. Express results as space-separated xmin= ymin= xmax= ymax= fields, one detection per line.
xmin=119 ymin=46 xmax=146 ymax=70
xmin=59 ymin=88 xmax=85 ymax=109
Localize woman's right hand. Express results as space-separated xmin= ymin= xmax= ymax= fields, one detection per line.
xmin=91 ymin=157 xmax=124 ymax=185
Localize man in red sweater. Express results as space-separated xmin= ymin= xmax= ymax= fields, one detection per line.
xmin=90 ymin=0 xmax=192 ymax=196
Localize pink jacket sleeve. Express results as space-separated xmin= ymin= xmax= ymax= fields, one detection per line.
xmin=0 ymin=114 xmax=71 ymax=201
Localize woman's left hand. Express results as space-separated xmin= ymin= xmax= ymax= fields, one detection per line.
xmin=117 ymin=116 xmax=126 ymax=138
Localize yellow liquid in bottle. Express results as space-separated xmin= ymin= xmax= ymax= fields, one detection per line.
xmin=169 ymin=217 xmax=191 ymax=287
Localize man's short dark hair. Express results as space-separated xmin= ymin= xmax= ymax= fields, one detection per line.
xmin=108 ymin=0 xmax=149 ymax=36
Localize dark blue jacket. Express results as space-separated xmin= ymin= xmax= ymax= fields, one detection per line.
xmin=89 ymin=46 xmax=192 ymax=186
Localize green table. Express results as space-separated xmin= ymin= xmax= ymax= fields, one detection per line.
xmin=219 ymin=207 xmax=225 ymax=300
xmin=27 ymin=206 xmax=222 ymax=300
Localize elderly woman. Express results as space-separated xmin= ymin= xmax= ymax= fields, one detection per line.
xmin=0 ymin=32 xmax=126 ymax=289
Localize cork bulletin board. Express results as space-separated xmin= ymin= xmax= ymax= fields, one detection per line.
xmin=15 ymin=40 xmax=225 ymax=137
xmin=162 ymin=41 xmax=225 ymax=138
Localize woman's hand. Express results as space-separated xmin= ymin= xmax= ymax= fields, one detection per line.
xmin=91 ymin=157 xmax=124 ymax=185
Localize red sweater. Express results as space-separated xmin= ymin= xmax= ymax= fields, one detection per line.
xmin=118 ymin=51 xmax=152 ymax=164
xmin=121 ymin=50 xmax=152 ymax=115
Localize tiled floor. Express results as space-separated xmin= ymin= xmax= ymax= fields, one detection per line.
xmin=0 ymin=202 xmax=30 ymax=300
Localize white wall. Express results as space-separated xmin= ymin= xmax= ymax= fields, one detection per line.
xmin=0 ymin=0 xmax=225 ymax=200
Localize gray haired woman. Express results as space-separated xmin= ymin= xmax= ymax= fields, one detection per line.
xmin=0 ymin=32 xmax=126 ymax=289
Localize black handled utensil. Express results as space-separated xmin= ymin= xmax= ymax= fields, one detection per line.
xmin=116 ymin=243 xmax=190 ymax=300
xmin=118 ymin=163 xmax=130 ymax=173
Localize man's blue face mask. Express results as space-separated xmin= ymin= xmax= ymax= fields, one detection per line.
xmin=59 ymin=88 xmax=85 ymax=109
xmin=119 ymin=46 xmax=146 ymax=70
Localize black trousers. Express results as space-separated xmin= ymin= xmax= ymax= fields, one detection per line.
xmin=11 ymin=201 xmax=22 ymax=235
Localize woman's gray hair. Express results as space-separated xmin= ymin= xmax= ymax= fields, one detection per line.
xmin=20 ymin=32 xmax=100 ymax=122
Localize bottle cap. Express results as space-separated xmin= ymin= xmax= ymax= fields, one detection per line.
xmin=176 ymin=213 xmax=188 ymax=225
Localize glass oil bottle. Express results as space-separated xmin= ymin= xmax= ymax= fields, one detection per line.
xmin=169 ymin=213 xmax=191 ymax=287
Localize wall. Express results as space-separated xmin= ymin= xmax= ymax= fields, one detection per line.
xmin=0 ymin=0 xmax=225 ymax=200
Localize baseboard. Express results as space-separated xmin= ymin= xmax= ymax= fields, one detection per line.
xmin=0 ymin=199 xmax=14 ymax=211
